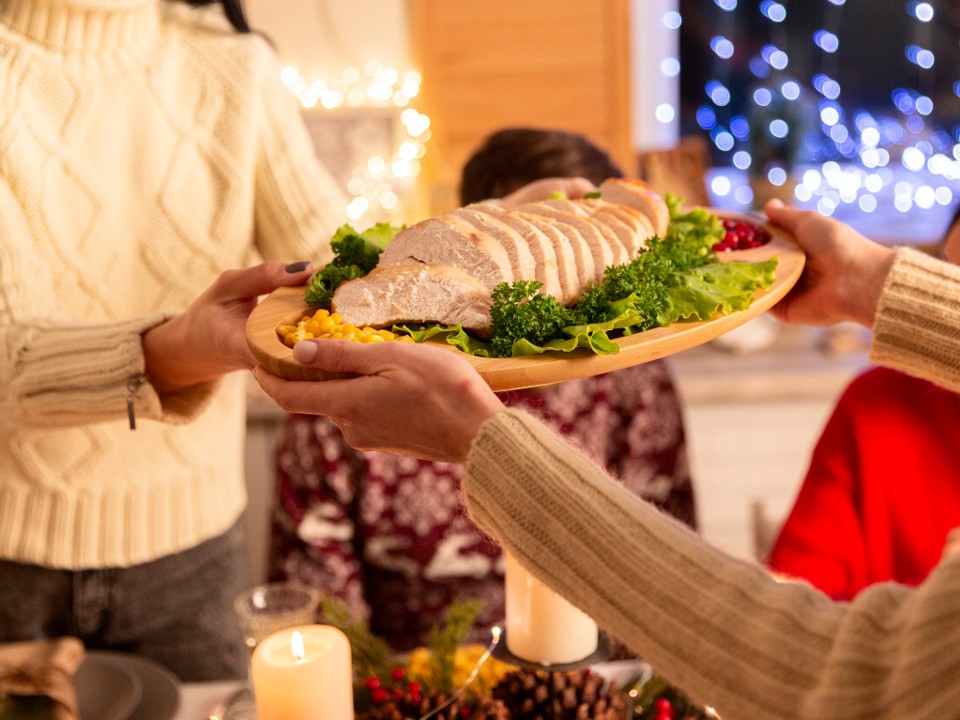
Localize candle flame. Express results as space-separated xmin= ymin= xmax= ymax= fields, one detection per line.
xmin=291 ymin=630 xmax=305 ymax=661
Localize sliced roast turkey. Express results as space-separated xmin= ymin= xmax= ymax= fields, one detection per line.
xmin=331 ymin=178 xmax=670 ymax=331
xmin=451 ymin=206 xmax=560 ymax=300
xmin=378 ymin=213 xmax=514 ymax=292
xmin=331 ymin=263 xmax=493 ymax=332
xmin=598 ymin=178 xmax=670 ymax=238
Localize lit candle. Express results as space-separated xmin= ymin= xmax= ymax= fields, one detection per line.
xmin=503 ymin=552 xmax=598 ymax=665
xmin=251 ymin=624 xmax=353 ymax=720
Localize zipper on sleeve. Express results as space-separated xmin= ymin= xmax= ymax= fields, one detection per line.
xmin=126 ymin=372 xmax=148 ymax=430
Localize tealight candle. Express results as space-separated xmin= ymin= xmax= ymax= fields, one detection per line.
xmin=503 ymin=551 xmax=598 ymax=665
xmin=251 ymin=624 xmax=353 ymax=720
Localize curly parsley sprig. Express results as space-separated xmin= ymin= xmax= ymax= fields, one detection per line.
xmin=487 ymin=281 xmax=575 ymax=357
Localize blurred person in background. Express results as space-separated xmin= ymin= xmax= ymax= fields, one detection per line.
xmin=767 ymin=205 xmax=960 ymax=598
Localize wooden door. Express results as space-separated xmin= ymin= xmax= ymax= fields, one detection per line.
xmin=409 ymin=0 xmax=632 ymax=211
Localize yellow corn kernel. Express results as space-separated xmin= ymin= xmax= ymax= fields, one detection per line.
xmin=277 ymin=310 xmax=414 ymax=348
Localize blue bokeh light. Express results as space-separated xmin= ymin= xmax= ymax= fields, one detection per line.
xmin=813 ymin=30 xmax=839 ymax=53
xmin=696 ymin=105 xmax=718 ymax=130
xmin=760 ymin=1 xmax=786 ymax=22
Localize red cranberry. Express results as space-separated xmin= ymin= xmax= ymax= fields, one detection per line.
xmin=712 ymin=218 xmax=772 ymax=252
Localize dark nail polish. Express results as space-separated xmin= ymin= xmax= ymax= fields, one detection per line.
xmin=285 ymin=261 xmax=309 ymax=273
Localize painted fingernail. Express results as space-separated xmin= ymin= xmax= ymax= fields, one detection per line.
xmin=285 ymin=261 xmax=310 ymax=273
xmin=293 ymin=341 xmax=318 ymax=363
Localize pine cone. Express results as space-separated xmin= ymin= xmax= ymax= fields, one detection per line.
xmin=360 ymin=687 xmax=509 ymax=720
xmin=492 ymin=669 xmax=630 ymax=720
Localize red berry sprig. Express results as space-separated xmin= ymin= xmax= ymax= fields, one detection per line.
xmin=363 ymin=667 xmax=424 ymax=708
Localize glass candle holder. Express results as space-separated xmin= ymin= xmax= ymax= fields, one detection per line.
xmin=233 ymin=582 xmax=321 ymax=655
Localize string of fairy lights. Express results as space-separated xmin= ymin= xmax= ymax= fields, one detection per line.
xmin=282 ymin=3 xmax=958 ymax=222
xmin=676 ymin=0 xmax=960 ymax=216
xmin=280 ymin=60 xmax=431 ymax=223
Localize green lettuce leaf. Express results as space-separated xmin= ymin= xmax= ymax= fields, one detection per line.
xmin=658 ymin=258 xmax=779 ymax=326
xmin=394 ymin=324 xmax=494 ymax=357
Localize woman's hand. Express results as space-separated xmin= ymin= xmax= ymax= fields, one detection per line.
xmin=500 ymin=177 xmax=596 ymax=209
xmin=143 ymin=261 xmax=314 ymax=394
xmin=764 ymin=200 xmax=896 ymax=327
xmin=252 ymin=339 xmax=505 ymax=463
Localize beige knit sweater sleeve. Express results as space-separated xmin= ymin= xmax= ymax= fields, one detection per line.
xmin=464 ymin=247 xmax=960 ymax=720
xmin=871 ymin=247 xmax=960 ymax=391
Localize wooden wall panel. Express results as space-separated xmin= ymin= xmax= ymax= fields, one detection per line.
xmin=409 ymin=0 xmax=632 ymax=211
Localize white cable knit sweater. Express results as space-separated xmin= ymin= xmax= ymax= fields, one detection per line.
xmin=0 ymin=0 xmax=345 ymax=569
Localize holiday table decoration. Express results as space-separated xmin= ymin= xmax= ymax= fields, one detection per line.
xmin=316 ymin=597 xmax=719 ymax=720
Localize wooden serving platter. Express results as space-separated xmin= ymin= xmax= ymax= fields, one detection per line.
xmin=247 ymin=211 xmax=805 ymax=391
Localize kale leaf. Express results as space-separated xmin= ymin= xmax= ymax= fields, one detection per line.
xmin=304 ymin=223 xmax=402 ymax=308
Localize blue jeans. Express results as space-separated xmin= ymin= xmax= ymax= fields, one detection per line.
xmin=0 ymin=521 xmax=249 ymax=681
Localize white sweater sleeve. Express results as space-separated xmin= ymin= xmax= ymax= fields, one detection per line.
xmin=252 ymin=42 xmax=346 ymax=268
xmin=0 ymin=189 xmax=215 ymax=429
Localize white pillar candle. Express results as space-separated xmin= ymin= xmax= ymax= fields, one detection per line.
xmin=251 ymin=624 xmax=354 ymax=720
xmin=504 ymin=552 xmax=598 ymax=665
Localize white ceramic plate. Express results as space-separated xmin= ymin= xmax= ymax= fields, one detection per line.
xmin=75 ymin=655 xmax=141 ymax=720
xmin=81 ymin=652 xmax=181 ymax=720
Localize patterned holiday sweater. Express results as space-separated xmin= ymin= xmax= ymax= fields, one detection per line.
xmin=0 ymin=0 xmax=344 ymax=569
xmin=271 ymin=362 xmax=695 ymax=651
xmin=464 ymin=248 xmax=960 ymax=720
